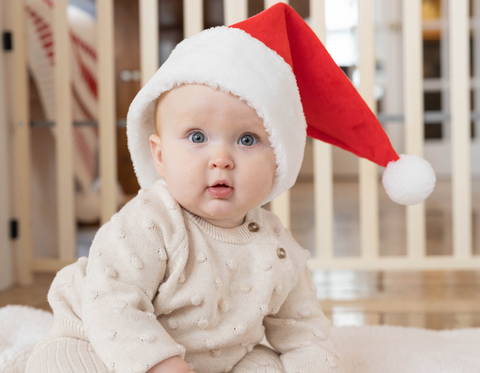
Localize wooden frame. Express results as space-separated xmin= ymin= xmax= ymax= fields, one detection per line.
xmin=12 ymin=0 xmax=33 ymax=285
xmin=9 ymin=0 xmax=477 ymax=279
xmin=0 ymin=0 xmax=14 ymax=291
xmin=54 ymin=0 xmax=76 ymax=263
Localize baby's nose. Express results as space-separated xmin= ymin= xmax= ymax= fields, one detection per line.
xmin=209 ymin=150 xmax=234 ymax=170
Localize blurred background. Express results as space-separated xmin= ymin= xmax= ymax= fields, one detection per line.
xmin=22 ymin=0 xmax=480 ymax=257
xmin=1 ymin=0 xmax=479 ymax=329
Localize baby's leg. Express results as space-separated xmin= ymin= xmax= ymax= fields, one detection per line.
xmin=25 ymin=337 xmax=109 ymax=373
xmin=231 ymin=344 xmax=285 ymax=373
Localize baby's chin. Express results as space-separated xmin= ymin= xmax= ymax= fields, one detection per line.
xmin=185 ymin=200 xmax=249 ymax=228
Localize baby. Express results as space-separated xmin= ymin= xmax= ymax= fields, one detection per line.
xmin=145 ymin=82 xmax=339 ymax=373
xmin=26 ymin=3 xmax=436 ymax=373
xmin=26 ymin=77 xmax=342 ymax=373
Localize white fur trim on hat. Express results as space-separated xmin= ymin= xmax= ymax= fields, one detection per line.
xmin=126 ymin=26 xmax=307 ymax=205
xmin=382 ymin=154 xmax=436 ymax=205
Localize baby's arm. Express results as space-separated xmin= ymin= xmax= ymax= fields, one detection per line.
xmin=81 ymin=200 xmax=187 ymax=373
xmin=263 ymin=266 xmax=344 ymax=373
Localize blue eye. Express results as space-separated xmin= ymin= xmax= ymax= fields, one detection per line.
xmin=239 ymin=134 xmax=257 ymax=146
xmin=188 ymin=132 xmax=207 ymax=143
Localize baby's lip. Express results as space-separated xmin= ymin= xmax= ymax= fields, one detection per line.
xmin=207 ymin=180 xmax=233 ymax=198
xmin=209 ymin=180 xmax=232 ymax=188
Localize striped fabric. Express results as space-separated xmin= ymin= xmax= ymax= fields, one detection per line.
xmin=25 ymin=338 xmax=108 ymax=373
xmin=26 ymin=0 xmax=104 ymax=223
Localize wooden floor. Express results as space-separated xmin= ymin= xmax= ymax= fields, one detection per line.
xmin=1 ymin=179 xmax=480 ymax=330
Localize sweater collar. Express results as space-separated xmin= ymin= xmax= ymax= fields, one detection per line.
xmin=181 ymin=206 xmax=265 ymax=244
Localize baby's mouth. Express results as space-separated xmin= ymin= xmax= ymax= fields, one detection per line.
xmin=207 ymin=182 xmax=233 ymax=198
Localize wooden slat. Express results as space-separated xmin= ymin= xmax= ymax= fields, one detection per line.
xmin=0 ymin=0 xmax=14 ymax=291
xmin=358 ymin=0 xmax=379 ymax=259
xmin=183 ymin=0 xmax=203 ymax=38
xmin=307 ymin=257 xmax=480 ymax=271
xmin=474 ymin=0 xmax=480 ymax=147
xmin=450 ymin=0 xmax=472 ymax=258
xmin=313 ymin=142 xmax=333 ymax=259
xmin=271 ymin=191 xmax=290 ymax=230
xmin=403 ymin=0 xmax=426 ymax=260
xmin=12 ymin=0 xmax=33 ymax=285
xmin=310 ymin=0 xmax=326 ymax=53
xmin=265 ymin=1 xmax=290 ymax=229
xmin=311 ymin=0 xmax=333 ymax=260
xmin=224 ymin=0 xmax=248 ymax=26
xmin=54 ymin=0 xmax=76 ymax=262
xmin=97 ymin=0 xmax=118 ymax=225
xmin=139 ymin=0 xmax=159 ymax=87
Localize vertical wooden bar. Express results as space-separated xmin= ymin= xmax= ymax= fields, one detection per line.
xmin=184 ymin=0 xmax=203 ymax=38
xmin=224 ymin=0 xmax=248 ymax=26
xmin=440 ymin=0 xmax=450 ymax=142
xmin=139 ymin=0 xmax=159 ymax=87
xmin=54 ymin=0 xmax=76 ymax=262
xmin=403 ymin=0 xmax=426 ymax=260
xmin=265 ymin=0 xmax=287 ymax=8
xmin=358 ymin=0 xmax=379 ymax=259
xmin=474 ymin=0 xmax=480 ymax=148
xmin=266 ymin=0 xmax=290 ymax=229
xmin=271 ymin=191 xmax=291 ymax=230
xmin=97 ymin=0 xmax=118 ymax=225
xmin=450 ymin=0 xmax=472 ymax=258
xmin=12 ymin=0 xmax=33 ymax=285
xmin=311 ymin=0 xmax=334 ymax=259
xmin=0 ymin=0 xmax=14 ymax=290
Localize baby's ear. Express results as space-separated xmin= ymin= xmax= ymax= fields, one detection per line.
xmin=149 ymin=134 xmax=165 ymax=178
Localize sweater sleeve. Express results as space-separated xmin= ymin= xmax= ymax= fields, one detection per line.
xmin=81 ymin=205 xmax=185 ymax=373
xmin=263 ymin=266 xmax=344 ymax=373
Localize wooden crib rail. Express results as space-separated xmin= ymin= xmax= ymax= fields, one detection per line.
xmin=4 ymin=0 xmax=477 ymax=286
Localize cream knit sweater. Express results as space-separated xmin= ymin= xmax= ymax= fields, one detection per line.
xmin=44 ymin=179 xmax=343 ymax=373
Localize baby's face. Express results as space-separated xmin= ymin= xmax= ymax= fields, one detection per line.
xmin=149 ymin=84 xmax=276 ymax=228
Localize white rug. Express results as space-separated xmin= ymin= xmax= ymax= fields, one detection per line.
xmin=0 ymin=305 xmax=54 ymax=373
xmin=330 ymin=325 xmax=480 ymax=373
xmin=1 ymin=305 xmax=479 ymax=373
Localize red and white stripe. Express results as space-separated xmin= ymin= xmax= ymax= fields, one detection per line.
xmin=26 ymin=0 xmax=99 ymax=189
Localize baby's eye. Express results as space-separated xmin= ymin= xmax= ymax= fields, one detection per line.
xmin=188 ymin=132 xmax=207 ymax=143
xmin=238 ymin=134 xmax=258 ymax=146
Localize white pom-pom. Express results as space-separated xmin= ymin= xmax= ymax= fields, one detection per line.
xmin=382 ymin=154 xmax=436 ymax=205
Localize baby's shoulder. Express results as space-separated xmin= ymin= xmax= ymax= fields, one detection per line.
xmin=259 ymin=207 xmax=310 ymax=263
xmin=259 ymin=207 xmax=284 ymax=232
xmin=97 ymin=179 xmax=186 ymax=249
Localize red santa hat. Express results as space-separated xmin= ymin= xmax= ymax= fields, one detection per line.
xmin=127 ymin=3 xmax=436 ymax=205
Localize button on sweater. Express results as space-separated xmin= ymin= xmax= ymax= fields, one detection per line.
xmin=44 ymin=179 xmax=343 ymax=373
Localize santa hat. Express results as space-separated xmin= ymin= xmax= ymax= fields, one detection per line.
xmin=127 ymin=3 xmax=436 ymax=206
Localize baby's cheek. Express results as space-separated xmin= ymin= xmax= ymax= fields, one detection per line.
xmin=254 ymin=155 xmax=276 ymax=183
xmin=244 ymin=165 xmax=274 ymax=198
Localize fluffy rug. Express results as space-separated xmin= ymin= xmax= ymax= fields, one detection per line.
xmin=330 ymin=324 xmax=480 ymax=373
xmin=0 ymin=305 xmax=54 ymax=373
xmin=1 ymin=305 xmax=479 ymax=373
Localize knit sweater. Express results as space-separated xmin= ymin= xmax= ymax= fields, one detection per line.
xmin=44 ymin=179 xmax=343 ymax=373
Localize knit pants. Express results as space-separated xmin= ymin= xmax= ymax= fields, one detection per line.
xmin=25 ymin=338 xmax=285 ymax=373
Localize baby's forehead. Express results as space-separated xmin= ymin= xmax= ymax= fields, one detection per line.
xmin=155 ymin=84 xmax=263 ymax=126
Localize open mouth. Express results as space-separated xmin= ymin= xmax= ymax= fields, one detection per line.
xmin=207 ymin=181 xmax=233 ymax=198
